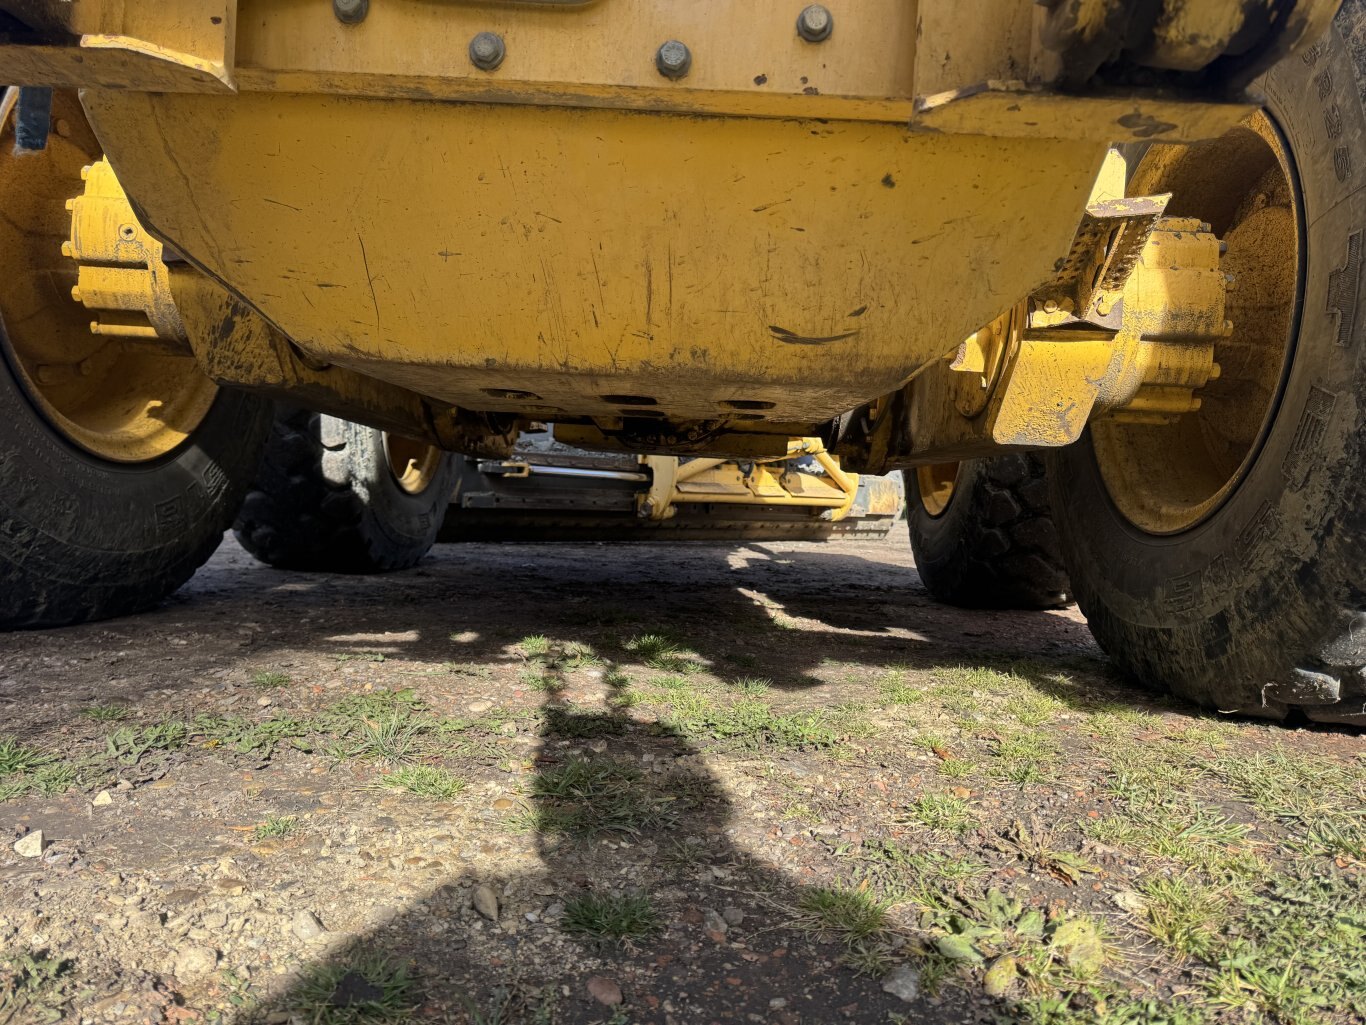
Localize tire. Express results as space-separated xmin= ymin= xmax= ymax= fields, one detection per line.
xmin=905 ymin=455 xmax=1072 ymax=610
xmin=0 ymin=341 xmax=272 ymax=630
xmin=1048 ymin=7 xmax=1366 ymax=725
xmin=234 ymin=409 xmax=458 ymax=574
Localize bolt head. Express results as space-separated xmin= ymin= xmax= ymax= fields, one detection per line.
xmin=333 ymin=0 xmax=368 ymax=25
xmin=655 ymin=39 xmax=692 ymax=79
xmin=796 ymin=4 xmax=833 ymax=42
xmin=469 ymin=31 xmax=506 ymax=72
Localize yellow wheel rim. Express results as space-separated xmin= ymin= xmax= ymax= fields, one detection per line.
xmin=0 ymin=90 xmax=216 ymax=463
xmin=1092 ymin=110 xmax=1302 ymax=535
xmin=915 ymin=462 xmax=960 ymax=518
xmin=383 ymin=433 xmax=444 ymax=495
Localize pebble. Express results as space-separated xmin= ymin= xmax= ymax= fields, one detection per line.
xmin=174 ymin=946 xmax=219 ymax=978
xmin=586 ymin=975 xmax=623 ymax=1006
xmin=881 ymin=965 xmax=920 ymax=1003
xmin=703 ymin=908 xmax=728 ymax=939
xmin=467 ymin=700 xmax=494 ymax=714
xmin=92 ymin=791 xmax=113 ymax=807
xmin=13 ymin=831 xmax=44 ymax=858
xmin=257 ymin=696 xmax=273 ymax=707
xmin=290 ymin=909 xmax=326 ymax=942
xmin=722 ymin=907 xmax=745 ymax=927
xmin=472 ymin=884 xmax=499 ymax=921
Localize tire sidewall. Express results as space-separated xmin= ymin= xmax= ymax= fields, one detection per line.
xmin=906 ymin=461 xmax=983 ymax=590
xmin=1050 ymin=15 xmax=1366 ymax=709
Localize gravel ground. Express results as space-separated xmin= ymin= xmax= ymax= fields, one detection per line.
xmin=1 ymin=535 xmax=1362 ymax=1025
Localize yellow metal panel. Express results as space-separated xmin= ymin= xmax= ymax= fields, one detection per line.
xmin=82 ymin=89 xmax=1109 ymax=428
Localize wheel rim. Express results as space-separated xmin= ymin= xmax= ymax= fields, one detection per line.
xmin=915 ymin=462 xmax=960 ymax=518
xmin=0 ymin=90 xmax=217 ymax=464
xmin=383 ymin=433 xmax=444 ymax=495
xmin=1091 ymin=110 xmax=1303 ymax=535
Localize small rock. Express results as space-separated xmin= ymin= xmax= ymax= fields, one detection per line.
xmin=257 ymin=695 xmax=273 ymax=707
xmin=290 ymin=910 xmax=326 ymax=942
xmin=13 ymin=831 xmax=45 ymax=858
xmin=722 ymin=907 xmax=745 ymax=927
xmin=881 ymin=964 xmax=920 ymax=1003
xmin=92 ymin=791 xmax=113 ymax=807
xmin=202 ymin=911 xmax=228 ymax=930
xmin=586 ymin=975 xmax=623 ymax=1006
xmin=703 ymin=908 xmax=728 ymax=939
xmin=769 ymin=998 xmax=788 ymax=1010
xmin=471 ymin=884 xmax=499 ymax=921
xmin=129 ymin=910 xmax=164 ymax=931
xmin=467 ymin=699 xmax=494 ymax=714
xmin=174 ymin=946 xmax=219 ymax=978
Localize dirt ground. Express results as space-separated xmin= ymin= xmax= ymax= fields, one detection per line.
xmin=1 ymin=535 xmax=1363 ymax=1025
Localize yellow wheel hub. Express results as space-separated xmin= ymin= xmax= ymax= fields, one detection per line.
xmin=1091 ymin=111 xmax=1302 ymax=535
xmin=915 ymin=461 xmax=961 ymax=518
xmin=384 ymin=433 xmax=444 ymax=495
xmin=0 ymin=89 xmax=216 ymax=464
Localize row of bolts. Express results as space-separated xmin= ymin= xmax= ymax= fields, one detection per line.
xmin=329 ymin=1 xmax=835 ymax=78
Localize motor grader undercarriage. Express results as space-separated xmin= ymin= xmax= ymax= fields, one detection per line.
xmin=0 ymin=0 xmax=1363 ymax=726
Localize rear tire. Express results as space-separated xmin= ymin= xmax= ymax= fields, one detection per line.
xmin=234 ymin=409 xmax=457 ymax=574
xmin=905 ymin=455 xmax=1071 ymax=610
xmin=1049 ymin=10 xmax=1366 ymax=725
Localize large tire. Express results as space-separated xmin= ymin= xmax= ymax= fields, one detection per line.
xmin=1049 ymin=7 xmax=1366 ymax=725
xmin=905 ymin=455 xmax=1071 ymax=609
xmin=0 ymin=342 xmax=272 ymax=629
xmin=234 ymin=409 xmax=458 ymax=574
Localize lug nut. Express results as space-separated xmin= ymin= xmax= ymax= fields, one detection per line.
xmin=469 ymin=31 xmax=506 ymax=72
xmin=655 ymin=39 xmax=692 ymax=80
xmin=333 ymin=0 xmax=368 ymax=25
xmin=796 ymin=4 xmax=833 ymax=42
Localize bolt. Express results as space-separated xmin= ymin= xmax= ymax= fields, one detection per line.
xmin=469 ymin=31 xmax=506 ymax=72
xmin=119 ymin=224 xmax=137 ymax=240
xmin=333 ymin=0 xmax=367 ymax=26
xmin=655 ymin=39 xmax=692 ymax=79
xmin=70 ymin=286 xmax=83 ymax=304
xmin=796 ymin=4 xmax=834 ymax=42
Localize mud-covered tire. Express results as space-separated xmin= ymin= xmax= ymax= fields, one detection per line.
xmin=0 ymin=343 xmax=272 ymax=629
xmin=905 ymin=455 xmax=1072 ymax=610
xmin=1049 ymin=8 xmax=1366 ymax=725
xmin=234 ymin=409 xmax=457 ymax=574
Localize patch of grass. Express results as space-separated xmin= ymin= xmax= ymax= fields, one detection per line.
xmin=518 ymin=667 xmax=562 ymax=693
xmin=937 ymin=758 xmax=976 ymax=779
xmin=519 ymin=634 xmax=552 ymax=657
xmin=561 ymin=892 xmax=659 ymax=941
xmin=903 ymin=794 xmax=975 ymax=833
xmin=542 ymin=706 xmax=624 ymax=739
xmin=622 ymin=633 xmax=703 ymax=674
xmin=252 ymin=815 xmax=299 ymax=842
xmin=797 ymin=885 xmax=889 ymax=942
xmin=28 ymin=763 xmax=76 ymax=796
xmin=332 ymin=651 xmax=387 ymax=663
xmin=251 ymin=670 xmax=291 ymax=689
xmin=877 ymin=667 xmax=924 ymax=706
xmin=1003 ymin=693 xmax=1064 ymax=728
xmin=562 ymin=641 xmax=603 ymax=669
xmin=667 ymin=696 xmax=847 ymax=752
xmin=326 ymin=689 xmax=423 ymax=719
xmin=733 ymin=677 xmax=771 ymax=695
xmin=1084 ymin=800 xmax=1258 ymax=875
xmin=80 ymin=704 xmax=128 ymax=723
xmin=374 ymin=765 xmax=466 ymax=800
xmin=1136 ymin=874 xmax=1237 ymax=959
xmin=989 ymin=731 xmax=1060 ymax=786
xmin=520 ymin=758 xmax=673 ymax=837
xmin=195 ymin=714 xmax=317 ymax=759
xmin=287 ymin=954 xmax=418 ymax=1024
xmin=346 ymin=717 xmax=425 ymax=764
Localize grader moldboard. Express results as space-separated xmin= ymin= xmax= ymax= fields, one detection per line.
xmin=0 ymin=0 xmax=1362 ymax=724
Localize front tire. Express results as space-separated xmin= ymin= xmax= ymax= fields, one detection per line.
xmin=1049 ymin=12 xmax=1366 ymax=725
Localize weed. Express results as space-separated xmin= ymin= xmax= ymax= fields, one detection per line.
xmin=561 ymin=892 xmax=659 ymax=941
xmin=903 ymin=794 xmax=975 ymax=833
xmin=332 ymin=651 xmax=387 ymax=663
xmin=797 ymin=885 xmax=888 ymax=942
xmin=1137 ymin=874 xmax=1236 ymax=959
xmin=195 ymin=715 xmax=317 ymax=759
xmin=0 ymin=738 xmax=54 ymax=777
xmin=1084 ymin=800 xmax=1258 ymax=875
xmin=286 ymin=954 xmax=417 ymax=1024
xmin=541 ymin=706 xmax=624 ymax=739
xmin=522 ymin=758 xmax=673 ymax=837
xmin=326 ymin=689 xmax=423 ymax=719
xmin=374 ymin=765 xmax=466 ymax=800
xmin=562 ymin=641 xmax=603 ymax=668
xmin=251 ymin=670 xmax=291 ymax=689
xmin=253 ymin=816 xmax=299 ymax=842
xmin=623 ymin=633 xmax=702 ymax=673
xmin=0 ymin=949 xmax=74 ymax=1021
xmin=733 ymin=677 xmax=772 ymax=695
xmin=347 ymin=717 xmax=425 ymax=764
xmin=517 ymin=667 xmax=562 ymax=693
xmin=937 ymin=758 xmax=976 ymax=779
xmin=104 ymin=722 xmax=188 ymax=765
xmin=80 ymin=704 xmax=128 ymax=723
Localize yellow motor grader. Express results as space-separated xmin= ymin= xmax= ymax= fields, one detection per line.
xmin=0 ymin=0 xmax=1361 ymax=724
